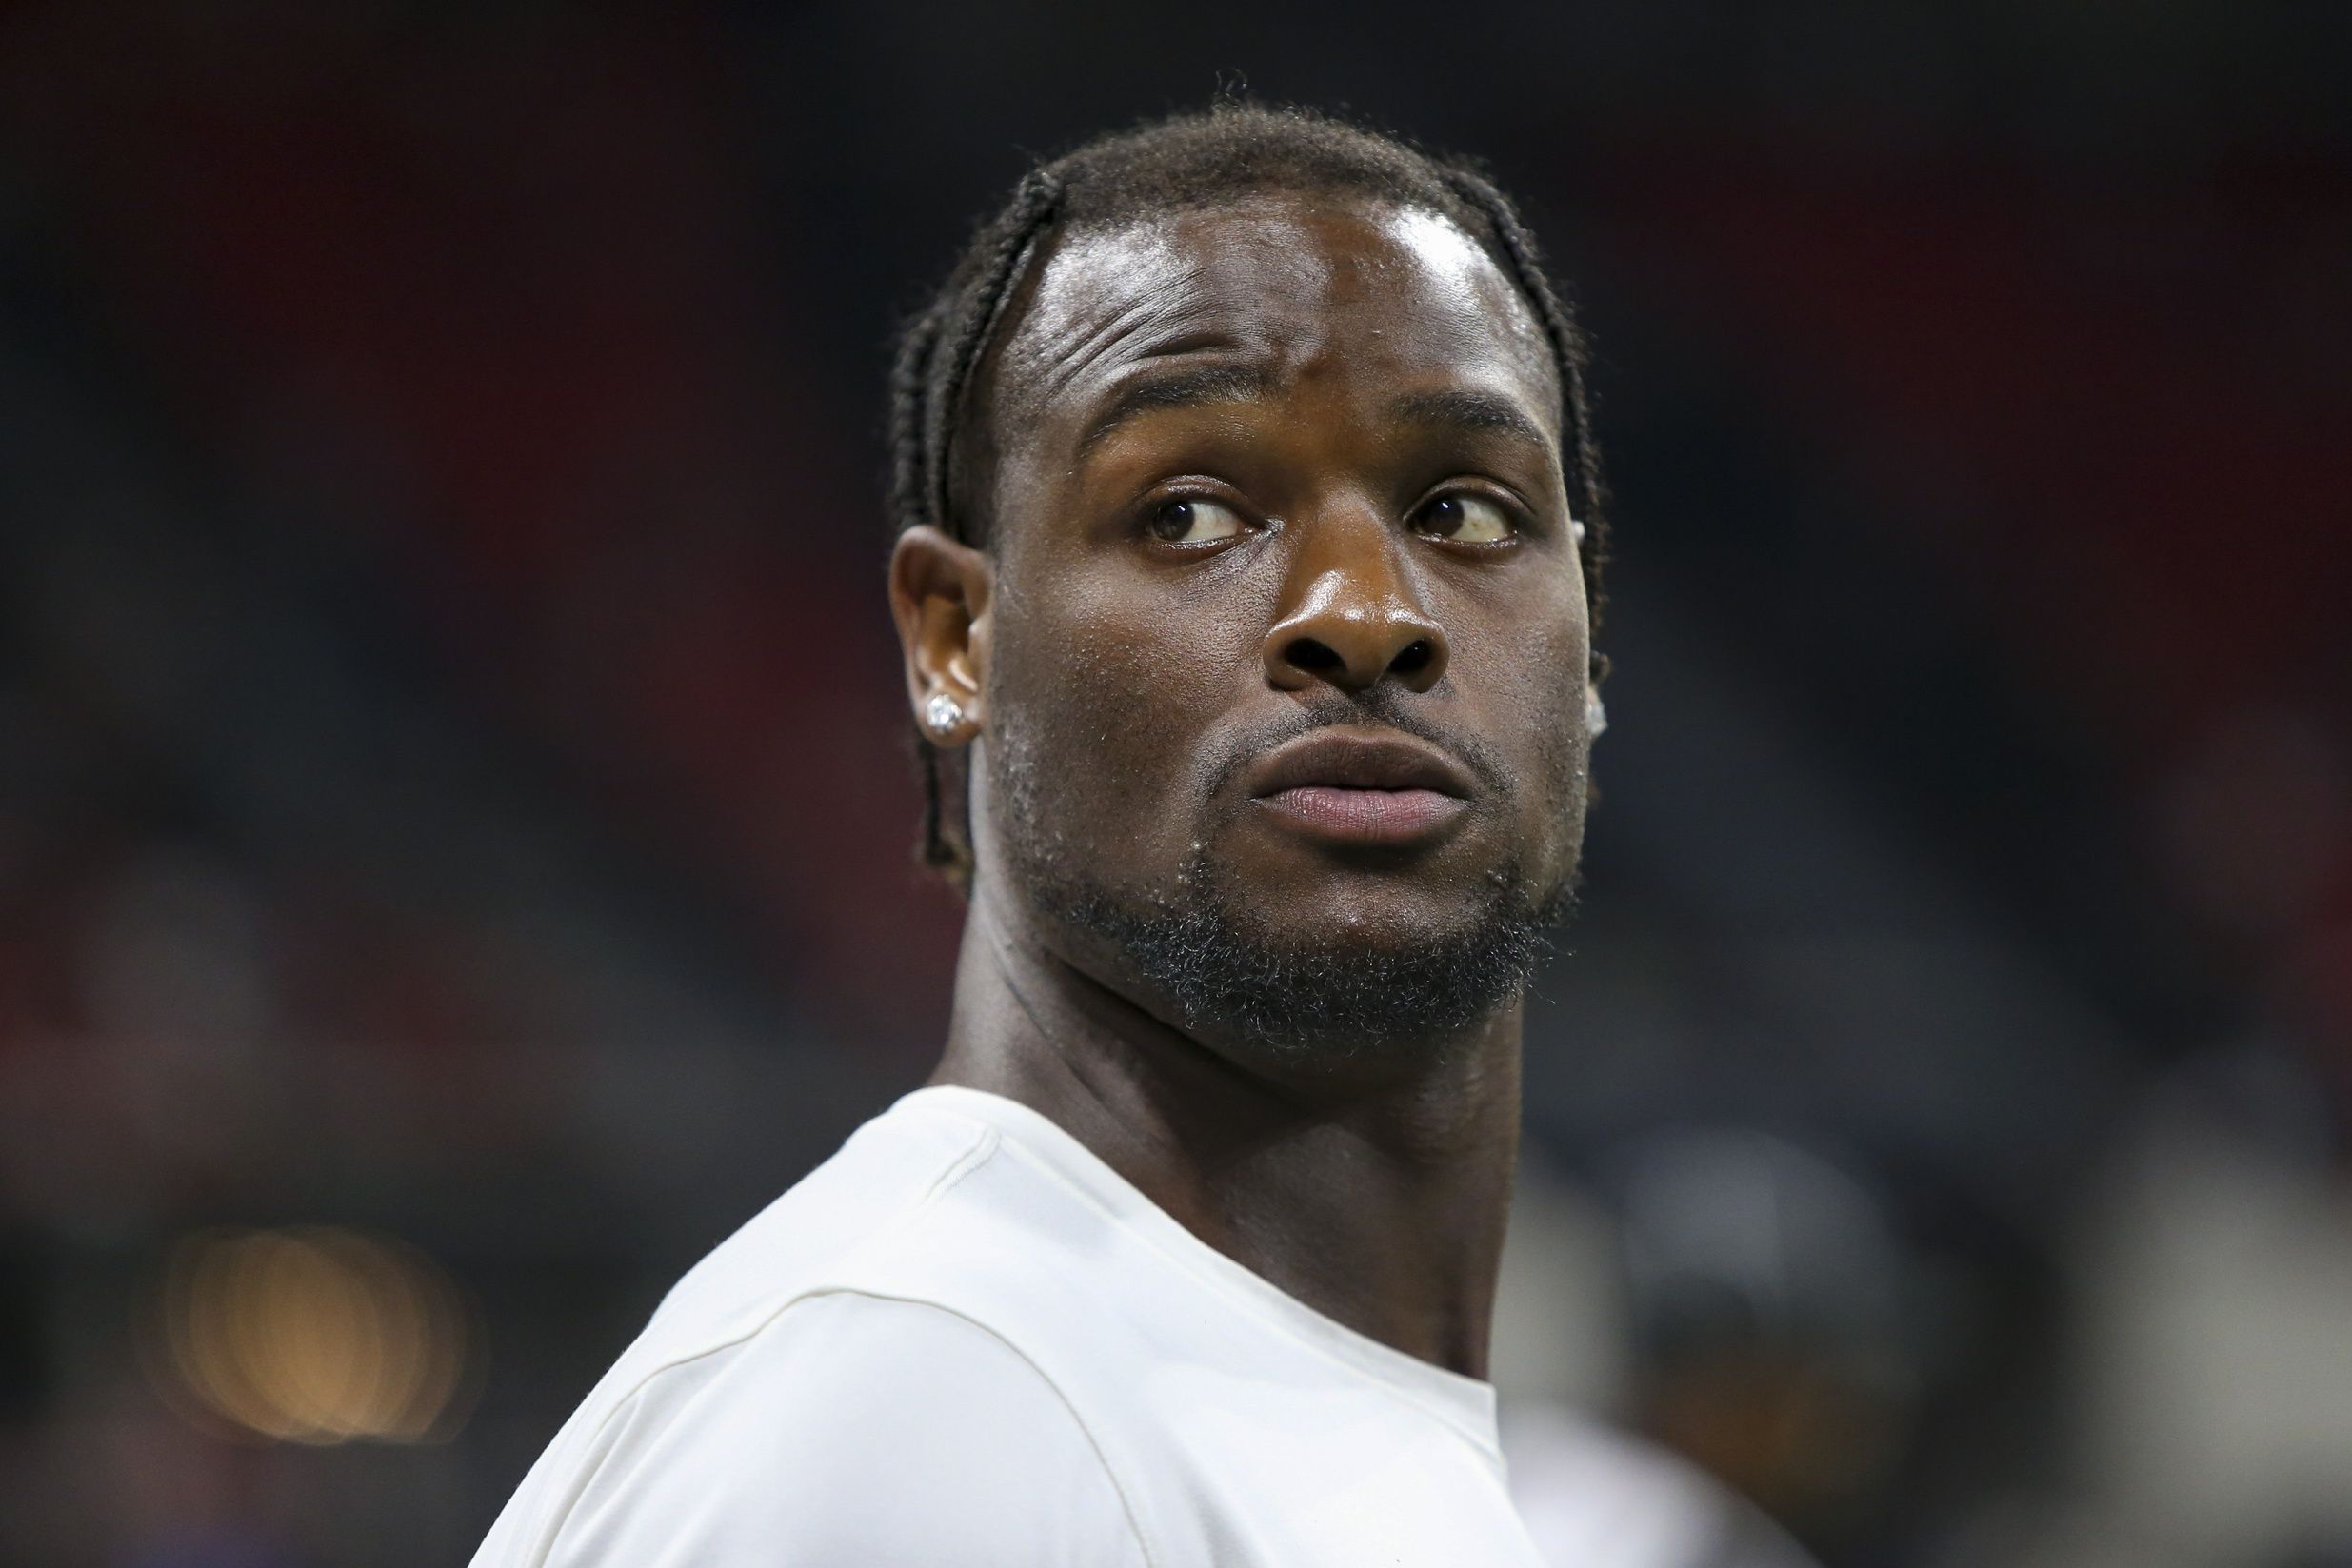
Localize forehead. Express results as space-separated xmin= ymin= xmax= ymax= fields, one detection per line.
xmin=990 ymin=192 xmax=1560 ymax=438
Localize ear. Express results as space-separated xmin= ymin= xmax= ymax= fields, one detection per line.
xmin=888 ymin=526 xmax=993 ymax=746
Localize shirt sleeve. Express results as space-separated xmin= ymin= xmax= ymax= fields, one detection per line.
xmin=543 ymin=1290 xmax=1150 ymax=1568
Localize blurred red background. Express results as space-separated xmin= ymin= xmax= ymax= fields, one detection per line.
xmin=0 ymin=4 xmax=2344 ymax=1565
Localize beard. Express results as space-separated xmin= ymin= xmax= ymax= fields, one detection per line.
xmin=988 ymin=701 xmax=1579 ymax=1067
xmin=1028 ymin=851 xmax=1569 ymax=1064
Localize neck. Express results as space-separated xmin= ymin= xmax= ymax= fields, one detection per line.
xmin=928 ymin=880 xmax=1524 ymax=1379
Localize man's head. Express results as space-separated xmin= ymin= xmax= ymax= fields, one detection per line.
xmin=887 ymin=105 xmax=1608 ymax=1081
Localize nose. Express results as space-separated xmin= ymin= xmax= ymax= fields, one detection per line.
xmin=1261 ymin=508 xmax=1450 ymax=695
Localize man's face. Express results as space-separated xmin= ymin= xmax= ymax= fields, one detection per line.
xmin=963 ymin=192 xmax=1593 ymax=1071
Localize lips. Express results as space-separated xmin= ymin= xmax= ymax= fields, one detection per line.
xmin=1246 ymin=729 xmax=1476 ymax=846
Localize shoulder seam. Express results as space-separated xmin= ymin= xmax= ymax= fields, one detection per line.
xmin=919 ymin=1117 xmax=1000 ymax=1204
xmin=796 ymin=1287 xmax=1159 ymax=1568
xmin=523 ymin=1119 xmax=1006 ymax=1562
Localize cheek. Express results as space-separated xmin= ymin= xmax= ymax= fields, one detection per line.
xmin=987 ymin=561 xmax=1263 ymax=843
xmin=1449 ymin=585 xmax=1591 ymax=804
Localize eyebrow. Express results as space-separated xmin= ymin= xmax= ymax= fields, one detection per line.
xmin=1072 ymin=369 xmax=1555 ymax=459
xmin=1076 ymin=363 xmax=1274 ymax=454
xmin=1387 ymin=388 xmax=1554 ymax=452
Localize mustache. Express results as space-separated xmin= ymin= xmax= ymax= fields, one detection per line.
xmin=1200 ymin=688 xmax=1517 ymax=804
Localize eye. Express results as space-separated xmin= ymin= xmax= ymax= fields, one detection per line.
xmin=1147 ymin=496 xmax=1248 ymax=546
xmin=1411 ymin=492 xmax=1518 ymax=545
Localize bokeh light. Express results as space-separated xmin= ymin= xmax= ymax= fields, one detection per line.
xmin=142 ymin=1226 xmax=480 ymax=1446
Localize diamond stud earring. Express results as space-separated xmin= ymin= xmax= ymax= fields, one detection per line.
xmin=924 ymin=691 xmax=966 ymax=736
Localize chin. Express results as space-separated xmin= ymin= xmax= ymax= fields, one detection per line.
xmin=1223 ymin=873 xmax=1508 ymax=951
xmin=1032 ymin=844 xmax=1566 ymax=1070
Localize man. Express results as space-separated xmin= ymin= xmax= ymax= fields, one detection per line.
xmin=474 ymin=101 xmax=1609 ymax=1566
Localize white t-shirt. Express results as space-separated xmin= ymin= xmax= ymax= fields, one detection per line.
xmin=472 ymin=1084 xmax=1545 ymax=1566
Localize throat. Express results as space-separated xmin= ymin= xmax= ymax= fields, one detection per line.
xmin=929 ymin=887 xmax=1524 ymax=1378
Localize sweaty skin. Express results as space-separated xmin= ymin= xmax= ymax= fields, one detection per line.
xmin=887 ymin=192 xmax=1594 ymax=1377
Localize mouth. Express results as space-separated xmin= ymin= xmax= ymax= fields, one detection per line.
xmin=1245 ymin=728 xmax=1476 ymax=847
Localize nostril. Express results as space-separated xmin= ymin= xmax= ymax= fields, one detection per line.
xmin=1283 ymin=636 xmax=1344 ymax=674
xmin=1390 ymin=640 xmax=1432 ymax=676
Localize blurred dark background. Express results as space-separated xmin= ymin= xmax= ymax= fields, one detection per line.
xmin=1 ymin=3 xmax=2346 ymax=1565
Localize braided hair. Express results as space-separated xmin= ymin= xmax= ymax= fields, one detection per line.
xmin=887 ymin=103 xmax=1610 ymax=884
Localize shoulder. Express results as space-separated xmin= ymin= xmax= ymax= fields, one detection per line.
xmin=541 ymin=1291 xmax=1151 ymax=1568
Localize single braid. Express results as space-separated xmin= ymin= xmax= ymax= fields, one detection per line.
xmin=927 ymin=169 xmax=1065 ymax=542
xmin=1442 ymin=168 xmax=1610 ymax=681
xmin=887 ymin=304 xmax=944 ymax=534
xmin=890 ymin=169 xmax=1065 ymax=879
xmin=886 ymin=305 xmax=953 ymax=872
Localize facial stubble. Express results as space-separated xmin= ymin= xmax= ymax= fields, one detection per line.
xmin=987 ymin=700 xmax=1583 ymax=1068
